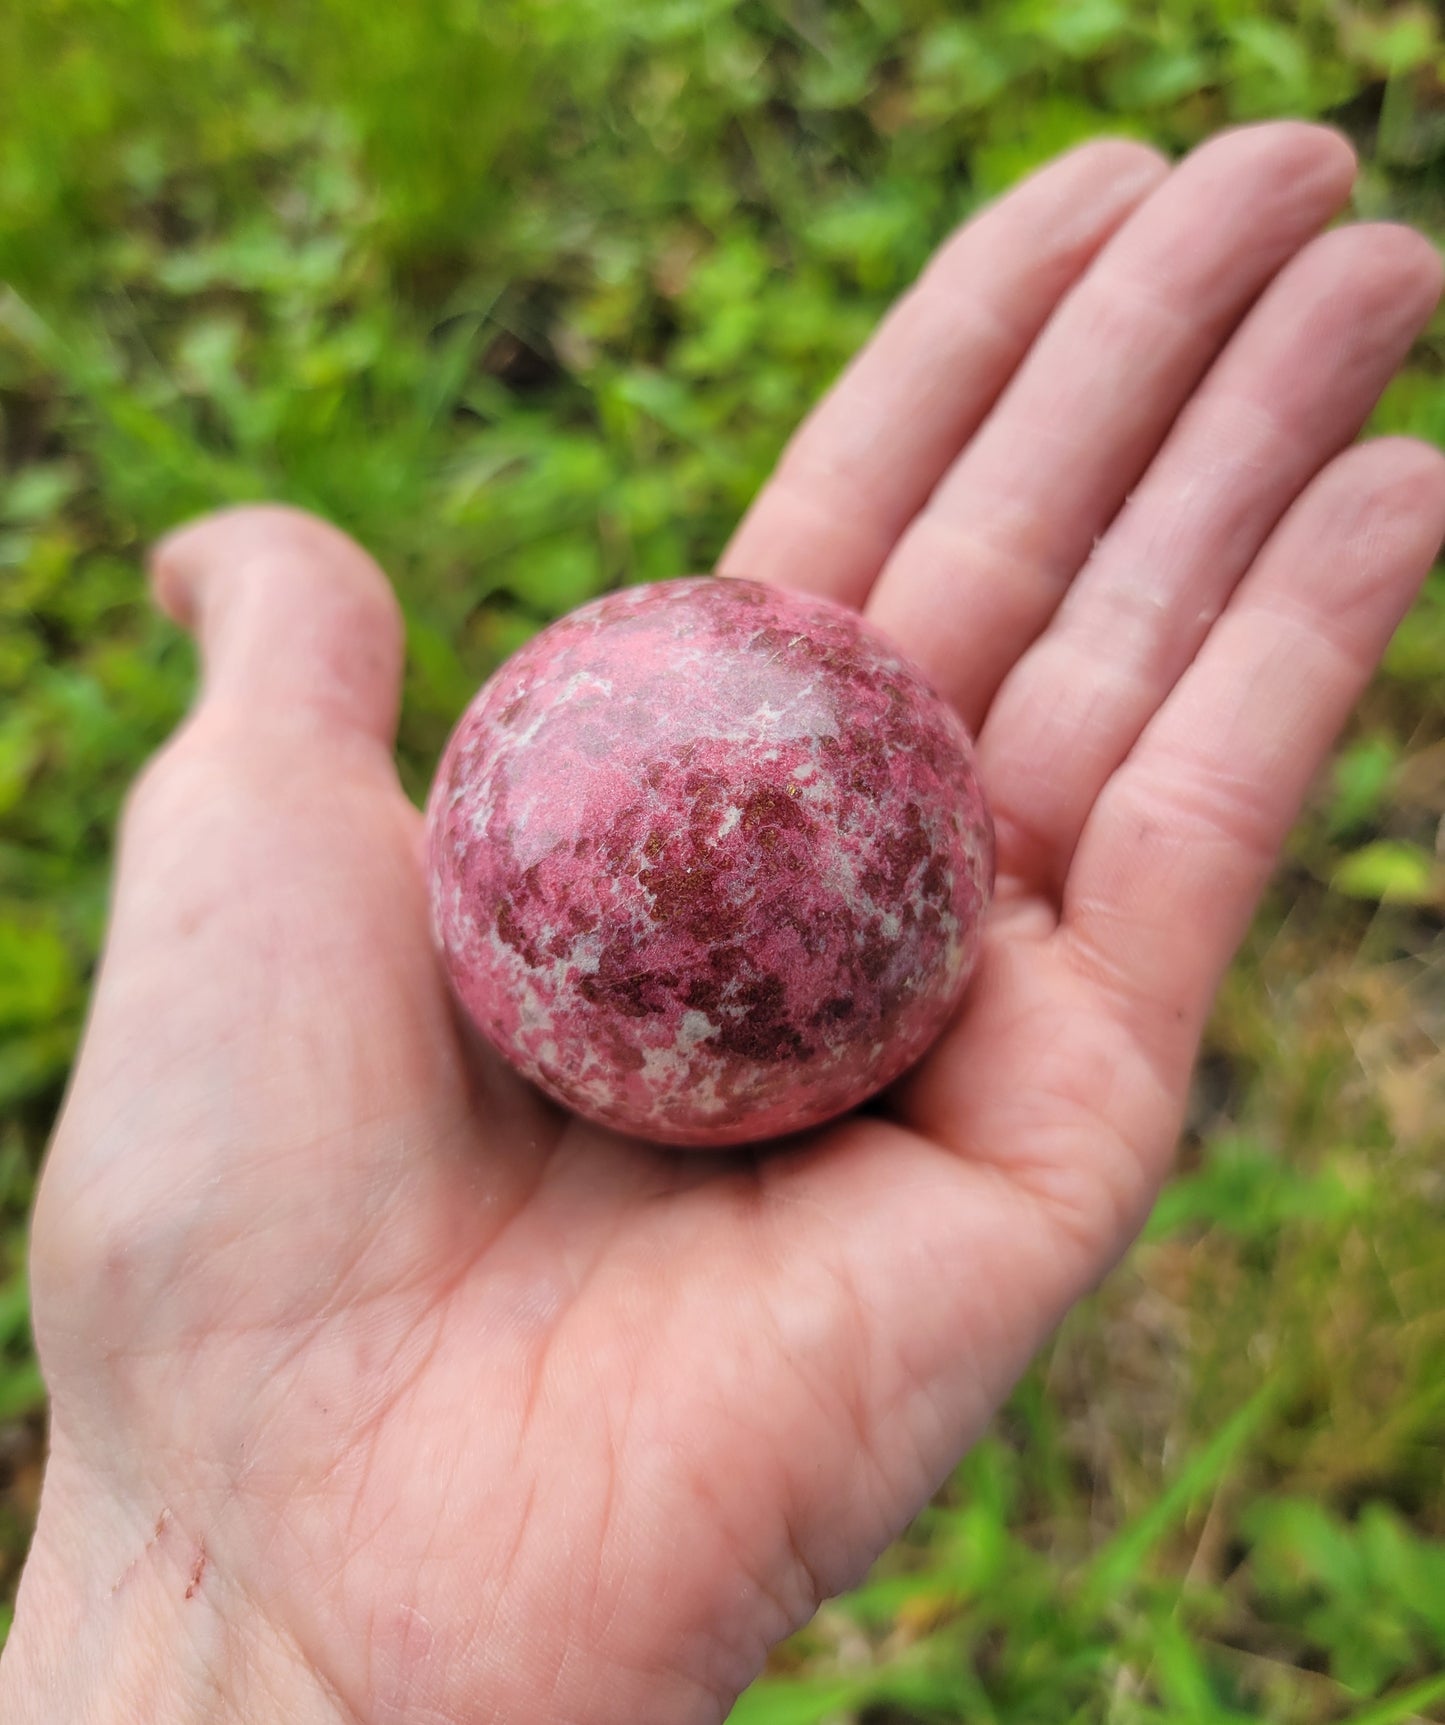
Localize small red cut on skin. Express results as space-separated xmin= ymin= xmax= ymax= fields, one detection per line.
xmin=426 ymin=578 xmax=993 ymax=1146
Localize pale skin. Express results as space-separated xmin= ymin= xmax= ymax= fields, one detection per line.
xmin=4 ymin=121 xmax=1445 ymax=1725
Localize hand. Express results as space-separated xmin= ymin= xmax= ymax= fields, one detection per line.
xmin=5 ymin=122 xmax=1443 ymax=1725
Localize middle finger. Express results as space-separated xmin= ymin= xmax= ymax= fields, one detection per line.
xmin=977 ymin=221 xmax=1443 ymax=896
xmin=865 ymin=122 xmax=1357 ymax=729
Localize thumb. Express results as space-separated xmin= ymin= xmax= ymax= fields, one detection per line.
xmin=103 ymin=505 xmax=424 ymax=1037
xmin=34 ymin=508 xmax=465 ymax=1334
xmin=151 ymin=503 xmax=405 ymax=747
xmin=31 ymin=509 xmax=492 ymax=1423
xmin=59 ymin=504 xmax=433 ymax=1153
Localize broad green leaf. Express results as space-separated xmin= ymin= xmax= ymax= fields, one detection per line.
xmin=1225 ymin=18 xmax=1320 ymax=116
xmin=911 ymin=21 xmax=1017 ymax=113
xmin=504 ymin=539 xmax=606 ymax=615
xmin=0 ymin=1276 xmax=29 ymax=1352
xmin=729 ymin=1675 xmax=868 ymax=1725
xmin=0 ymin=919 xmax=74 ymax=1030
xmin=1343 ymin=7 xmax=1440 ymax=77
xmin=0 ymin=1355 xmax=45 ymax=1422
xmin=1145 ymin=1135 xmax=1360 ymax=1242
xmin=1243 ymin=1497 xmax=1363 ymax=1598
xmin=1331 ymin=841 xmax=1438 ymax=906
xmin=0 ymin=464 xmax=80 ymax=524
xmin=1103 ymin=45 xmax=1214 ymax=110
xmin=1383 ymin=572 xmax=1445 ymax=682
xmin=0 ymin=715 xmax=40 ymax=820
xmin=1021 ymin=0 xmax=1134 ymax=59
xmin=1328 ymin=737 xmax=1400 ymax=839
xmin=0 ymin=1025 xmax=78 ymax=1109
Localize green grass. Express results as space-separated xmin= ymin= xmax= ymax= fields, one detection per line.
xmin=3 ymin=0 xmax=1445 ymax=1717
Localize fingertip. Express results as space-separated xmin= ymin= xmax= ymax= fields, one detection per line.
xmin=149 ymin=506 xmax=277 ymax=623
xmin=1023 ymin=135 xmax=1172 ymax=228
xmin=148 ymin=514 xmax=208 ymax=627
xmin=1367 ymin=223 xmax=1445 ymax=312
xmin=1367 ymin=437 xmax=1445 ymax=555
xmin=1285 ymin=224 xmax=1445 ymax=363
xmin=1293 ymin=119 xmax=1360 ymax=190
xmin=148 ymin=504 xmax=406 ymax=747
xmin=1327 ymin=435 xmax=1445 ymax=517
xmin=1282 ymin=438 xmax=1445 ymax=627
xmin=1306 ymin=218 xmax=1444 ymax=281
xmin=968 ymin=134 xmax=1172 ymax=285
xmin=150 ymin=503 xmax=397 ymax=624
xmin=1066 ymin=134 xmax=1172 ymax=190
xmin=1192 ymin=118 xmax=1358 ymax=200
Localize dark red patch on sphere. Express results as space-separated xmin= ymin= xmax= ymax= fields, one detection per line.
xmin=426 ymin=577 xmax=993 ymax=1147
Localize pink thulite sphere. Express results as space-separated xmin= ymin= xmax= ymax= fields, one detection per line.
xmin=425 ymin=577 xmax=994 ymax=1148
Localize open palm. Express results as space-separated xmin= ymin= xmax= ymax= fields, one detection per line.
xmin=9 ymin=123 xmax=1445 ymax=1725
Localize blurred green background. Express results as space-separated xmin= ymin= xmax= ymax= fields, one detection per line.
xmin=3 ymin=1 xmax=1445 ymax=1718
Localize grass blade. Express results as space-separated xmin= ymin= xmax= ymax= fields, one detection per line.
xmin=1082 ymin=1377 xmax=1282 ymax=1607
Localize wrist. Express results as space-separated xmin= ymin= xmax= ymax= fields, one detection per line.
xmin=0 ymin=1440 xmax=345 ymax=1725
